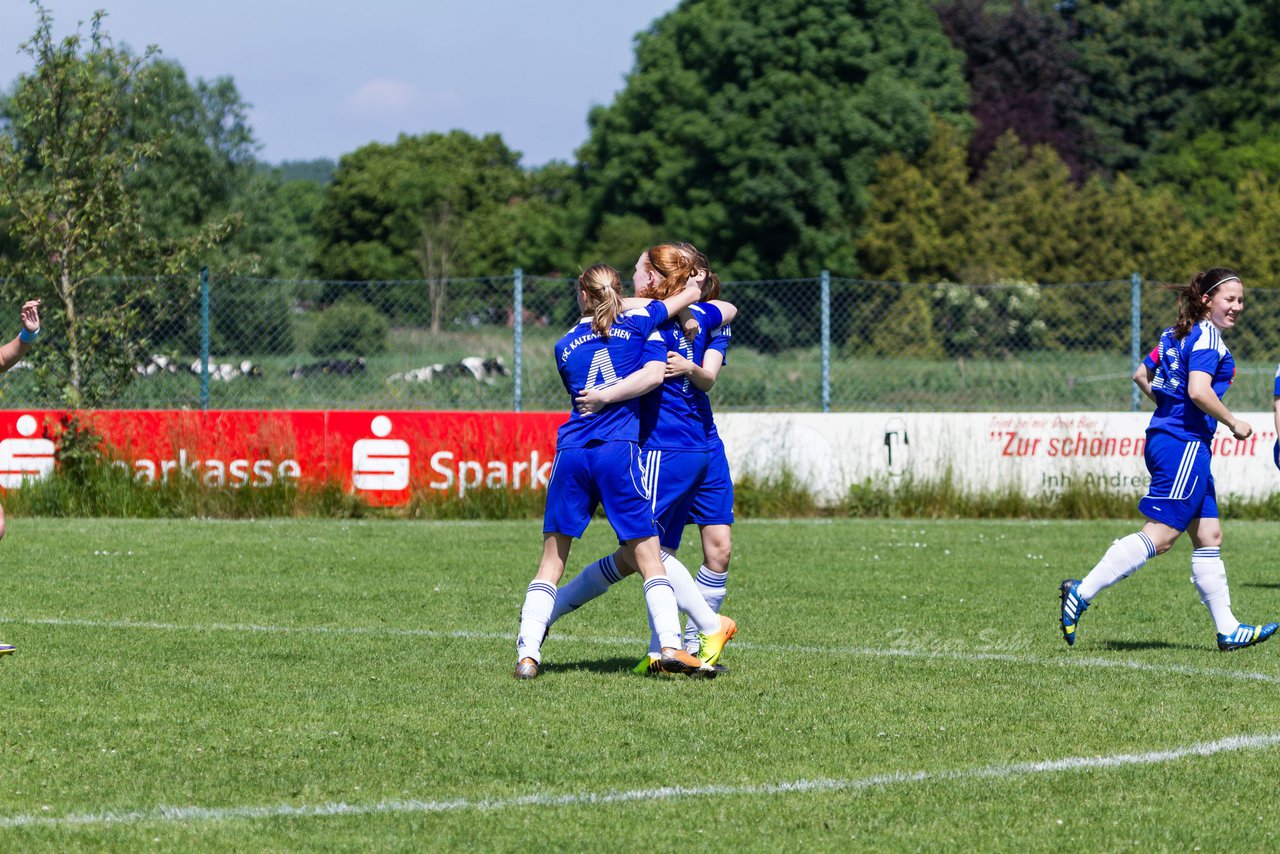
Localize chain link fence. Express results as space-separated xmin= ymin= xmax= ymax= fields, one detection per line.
xmin=2 ymin=271 xmax=1277 ymax=413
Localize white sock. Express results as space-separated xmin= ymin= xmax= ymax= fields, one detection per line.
xmin=661 ymin=552 xmax=720 ymax=633
xmin=1078 ymin=532 xmax=1156 ymax=602
xmin=548 ymin=555 xmax=624 ymax=626
xmin=682 ymin=566 xmax=730 ymax=652
xmin=642 ymin=576 xmax=682 ymax=651
xmin=1191 ymin=546 xmax=1239 ymax=635
xmin=516 ymin=581 xmax=557 ymax=663
xmin=649 ymin=553 xmax=720 ymax=655
xmin=695 ymin=566 xmax=728 ymax=613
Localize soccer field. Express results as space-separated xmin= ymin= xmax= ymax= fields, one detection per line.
xmin=2 ymin=517 xmax=1279 ymax=850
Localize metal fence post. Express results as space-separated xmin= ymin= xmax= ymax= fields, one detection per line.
xmin=820 ymin=269 xmax=831 ymax=413
xmin=1130 ymin=271 xmax=1141 ymax=412
xmin=513 ymin=268 xmax=524 ymax=413
xmin=200 ymin=266 xmax=210 ymax=411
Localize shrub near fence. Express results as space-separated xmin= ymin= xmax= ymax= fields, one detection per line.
xmin=3 ymin=271 xmax=1279 ymax=413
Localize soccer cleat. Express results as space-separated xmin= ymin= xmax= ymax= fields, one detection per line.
xmin=633 ymin=653 xmax=662 ymax=675
xmin=1060 ymin=579 xmax=1089 ymax=646
xmin=659 ymin=647 xmax=713 ymax=676
xmin=514 ymin=657 xmax=539 ymax=679
xmin=1217 ymin=622 xmax=1279 ymax=652
xmin=0 ymin=642 xmax=13 ymax=656
xmin=696 ymin=615 xmax=737 ymax=667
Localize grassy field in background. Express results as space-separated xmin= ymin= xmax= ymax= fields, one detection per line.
xmin=2 ymin=517 xmax=1279 ymax=850
xmin=5 ymin=323 xmax=1279 ymax=412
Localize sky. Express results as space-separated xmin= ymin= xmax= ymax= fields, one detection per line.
xmin=0 ymin=0 xmax=680 ymax=167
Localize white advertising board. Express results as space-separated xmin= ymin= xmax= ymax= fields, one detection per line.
xmin=716 ymin=412 xmax=1280 ymax=504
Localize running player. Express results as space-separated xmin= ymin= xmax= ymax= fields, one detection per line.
xmin=1060 ymin=268 xmax=1277 ymax=652
xmin=0 ymin=298 xmax=41 ymax=657
xmin=514 ymin=259 xmax=710 ymax=679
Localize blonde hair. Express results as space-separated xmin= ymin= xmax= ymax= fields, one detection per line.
xmin=579 ymin=264 xmax=624 ymax=337
xmin=643 ymin=243 xmax=699 ymax=300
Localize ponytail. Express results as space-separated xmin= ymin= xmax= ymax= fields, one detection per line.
xmin=644 ymin=244 xmax=698 ymax=300
xmin=1166 ymin=267 xmax=1239 ymax=338
xmin=579 ymin=264 xmax=623 ymax=338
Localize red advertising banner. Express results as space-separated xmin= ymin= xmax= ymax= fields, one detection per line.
xmin=0 ymin=410 xmax=563 ymax=507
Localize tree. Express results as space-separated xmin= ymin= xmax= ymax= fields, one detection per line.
xmin=311 ymin=131 xmax=527 ymax=330
xmin=935 ymin=0 xmax=1092 ymax=178
xmin=0 ymin=6 xmax=231 ymax=405
xmin=579 ymin=0 xmax=971 ymax=282
xmin=1066 ymin=0 xmax=1248 ymax=175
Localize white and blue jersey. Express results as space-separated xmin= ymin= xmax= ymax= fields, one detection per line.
xmin=553 ymin=302 xmax=670 ymax=449
xmin=638 ymin=303 xmax=723 ymax=452
xmin=1138 ymin=320 xmax=1234 ymax=529
xmin=637 ymin=304 xmax=737 ymax=548
xmin=1143 ymin=320 xmax=1235 ymax=444
xmin=544 ymin=301 xmax=670 ymax=542
xmin=689 ymin=318 xmax=734 ymax=528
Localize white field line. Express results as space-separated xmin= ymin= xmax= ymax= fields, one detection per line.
xmin=1 ymin=732 xmax=1278 ymax=830
xmin=3 ymin=614 xmax=1280 ymax=687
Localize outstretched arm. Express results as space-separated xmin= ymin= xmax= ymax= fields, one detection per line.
xmin=574 ymin=361 xmax=665 ymax=415
xmin=0 ymin=300 xmax=40 ymax=373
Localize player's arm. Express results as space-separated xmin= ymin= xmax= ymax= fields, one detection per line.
xmin=1132 ymin=363 xmax=1156 ymax=405
xmin=1188 ymin=370 xmax=1251 ymax=440
xmin=676 ymin=299 xmax=736 ymax=341
xmin=667 ymin=348 xmax=724 ymax=392
xmin=574 ymin=360 xmax=664 ymax=415
xmin=0 ymin=300 xmax=41 ymax=373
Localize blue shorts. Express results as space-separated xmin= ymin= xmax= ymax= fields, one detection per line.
xmin=641 ymin=448 xmax=712 ymax=551
xmin=543 ymin=441 xmax=656 ymax=543
xmin=1273 ymin=438 xmax=1279 ymax=470
xmin=1137 ymin=432 xmax=1216 ymax=531
xmin=688 ymin=439 xmax=735 ymax=528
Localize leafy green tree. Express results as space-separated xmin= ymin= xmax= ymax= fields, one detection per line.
xmin=0 ymin=6 xmax=231 ymax=404
xmin=860 ymin=120 xmax=981 ymax=283
xmin=579 ymin=0 xmax=971 ymax=282
xmin=312 ymin=131 xmax=527 ymax=332
xmin=1067 ymin=0 xmax=1247 ymax=175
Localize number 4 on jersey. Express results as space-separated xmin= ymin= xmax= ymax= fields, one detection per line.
xmin=584 ymin=349 xmax=618 ymax=390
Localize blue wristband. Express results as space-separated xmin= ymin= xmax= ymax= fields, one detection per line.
xmin=18 ymin=327 xmax=38 ymax=344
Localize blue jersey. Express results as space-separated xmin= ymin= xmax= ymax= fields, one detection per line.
xmin=553 ymin=302 xmax=669 ymax=449
xmin=690 ymin=313 xmax=731 ymax=446
xmin=638 ymin=304 xmax=724 ymax=451
xmin=1143 ymin=320 xmax=1235 ymax=443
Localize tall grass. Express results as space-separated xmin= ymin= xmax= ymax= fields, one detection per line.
xmin=4 ymin=427 xmax=1262 ymax=521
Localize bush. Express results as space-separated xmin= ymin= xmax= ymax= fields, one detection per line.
xmin=310 ymin=298 xmax=388 ymax=357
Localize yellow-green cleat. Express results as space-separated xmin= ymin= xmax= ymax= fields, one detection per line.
xmin=696 ymin=615 xmax=737 ymax=666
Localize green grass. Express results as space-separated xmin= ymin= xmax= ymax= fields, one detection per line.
xmin=2 ymin=517 xmax=1279 ymax=850
xmin=7 ymin=322 xmax=1278 ymax=412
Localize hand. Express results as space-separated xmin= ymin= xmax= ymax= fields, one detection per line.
xmin=20 ymin=299 xmax=40 ymax=333
xmin=1230 ymin=419 xmax=1253 ymax=441
xmin=681 ymin=315 xmax=700 ymax=340
xmin=665 ymin=351 xmax=695 ymax=377
xmin=574 ymin=388 xmax=607 ymax=416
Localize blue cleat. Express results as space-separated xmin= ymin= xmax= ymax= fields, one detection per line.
xmin=0 ymin=642 xmax=13 ymax=656
xmin=1217 ymin=622 xmax=1279 ymax=652
xmin=1060 ymin=579 xmax=1089 ymax=646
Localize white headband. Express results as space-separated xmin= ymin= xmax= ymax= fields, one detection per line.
xmin=1204 ymin=275 xmax=1240 ymax=294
